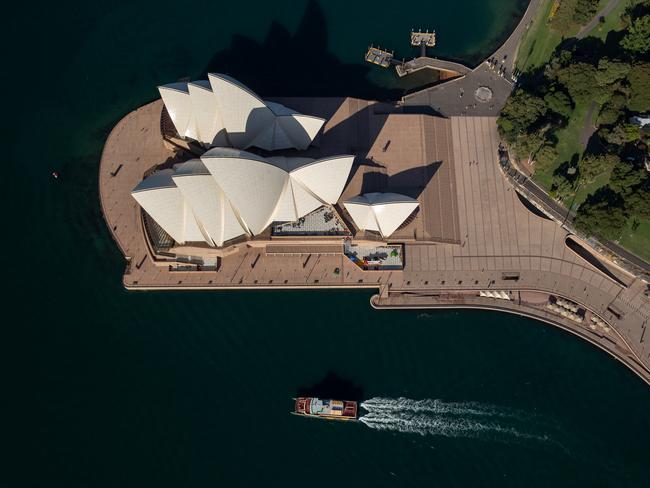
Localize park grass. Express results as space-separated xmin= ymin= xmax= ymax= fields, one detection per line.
xmin=516 ymin=0 xmax=564 ymax=73
xmin=580 ymin=0 xmax=635 ymax=40
xmin=618 ymin=218 xmax=650 ymax=262
xmin=533 ymin=99 xmax=595 ymax=190
xmin=572 ymin=169 xmax=612 ymax=207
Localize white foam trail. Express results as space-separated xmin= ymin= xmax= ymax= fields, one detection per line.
xmin=359 ymin=397 xmax=551 ymax=444
xmin=361 ymin=397 xmax=525 ymax=420
xmin=360 ymin=411 xmax=534 ymax=439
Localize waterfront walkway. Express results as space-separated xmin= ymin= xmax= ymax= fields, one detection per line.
xmin=402 ymin=0 xmax=544 ymax=116
xmin=99 ymin=101 xmax=650 ymax=385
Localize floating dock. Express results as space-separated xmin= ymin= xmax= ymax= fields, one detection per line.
xmin=365 ymin=46 xmax=394 ymax=68
xmin=411 ymin=29 xmax=436 ymax=47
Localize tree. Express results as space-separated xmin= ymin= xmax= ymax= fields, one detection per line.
xmin=609 ymin=160 xmax=646 ymax=195
xmin=598 ymin=122 xmax=641 ymax=145
xmin=578 ymin=153 xmax=619 ymax=181
xmin=534 ymin=144 xmax=560 ymax=172
xmin=595 ymin=58 xmax=631 ymax=87
xmin=573 ymin=0 xmax=599 ymax=24
xmin=498 ymin=90 xmax=548 ymax=141
xmin=544 ymin=89 xmax=573 ymax=118
xmin=574 ymin=187 xmax=628 ymax=240
xmin=627 ymin=63 xmax=650 ymax=112
xmin=556 ymin=63 xmax=607 ymax=104
xmin=621 ymin=15 xmax=650 ymax=54
xmin=513 ymin=131 xmax=546 ymax=161
xmin=597 ymin=92 xmax=627 ymax=125
xmin=626 ymin=185 xmax=650 ymax=219
xmin=551 ymin=162 xmax=580 ymax=200
xmin=551 ymin=0 xmax=580 ymax=35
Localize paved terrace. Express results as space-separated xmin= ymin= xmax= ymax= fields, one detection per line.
xmin=402 ymin=0 xmax=544 ymax=116
xmin=100 ymin=100 xmax=650 ymax=385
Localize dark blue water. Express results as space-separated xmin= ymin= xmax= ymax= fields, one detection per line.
xmin=3 ymin=1 xmax=650 ymax=486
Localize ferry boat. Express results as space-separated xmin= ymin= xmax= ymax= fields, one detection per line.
xmin=293 ymin=397 xmax=358 ymax=421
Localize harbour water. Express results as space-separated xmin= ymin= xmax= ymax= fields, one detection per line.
xmin=3 ymin=0 xmax=650 ymax=486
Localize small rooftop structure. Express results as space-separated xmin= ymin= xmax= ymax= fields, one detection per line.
xmin=344 ymin=242 xmax=404 ymax=270
xmin=630 ymin=115 xmax=650 ymax=128
xmin=344 ymin=192 xmax=419 ymax=238
xmin=272 ymin=206 xmax=350 ymax=236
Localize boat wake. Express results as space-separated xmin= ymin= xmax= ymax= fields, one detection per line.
xmin=359 ymin=397 xmax=555 ymax=445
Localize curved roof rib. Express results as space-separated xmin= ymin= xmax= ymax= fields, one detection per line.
xmin=159 ymin=74 xmax=324 ymax=150
xmin=131 ymin=169 xmax=205 ymax=244
xmin=132 ymin=150 xmax=355 ymax=246
xmin=344 ymin=193 xmax=419 ymax=237
xmin=290 ymin=156 xmax=354 ymax=204
xmin=207 ymin=73 xmax=274 ymax=149
xmin=201 ymin=149 xmax=287 ymax=235
xmin=171 ymin=160 xmax=246 ymax=247
xmin=158 ymin=83 xmax=192 ymax=137
xmin=187 ymin=82 xmax=228 ymax=146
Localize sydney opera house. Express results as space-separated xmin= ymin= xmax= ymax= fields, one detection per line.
xmin=130 ymin=73 xmax=421 ymax=257
xmin=100 ymin=69 xmax=650 ymax=384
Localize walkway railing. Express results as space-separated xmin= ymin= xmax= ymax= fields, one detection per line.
xmin=497 ymin=146 xmax=650 ymax=280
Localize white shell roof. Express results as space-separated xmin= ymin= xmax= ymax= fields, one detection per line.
xmin=158 ymin=73 xmax=325 ymax=150
xmin=158 ymin=83 xmax=191 ymax=136
xmin=131 ymin=169 xmax=205 ymax=244
xmin=171 ymin=160 xmax=244 ymax=246
xmin=344 ymin=192 xmax=419 ymax=237
xmin=201 ymin=150 xmax=288 ymax=235
xmin=132 ymin=152 xmax=355 ymax=246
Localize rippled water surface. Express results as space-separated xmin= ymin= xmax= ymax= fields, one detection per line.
xmin=3 ymin=1 xmax=650 ymax=486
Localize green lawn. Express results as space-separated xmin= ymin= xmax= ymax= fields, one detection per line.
xmin=580 ymin=0 xmax=635 ymax=40
xmin=618 ymin=218 xmax=650 ymax=262
xmin=533 ymin=99 xmax=595 ymax=190
xmin=572 ymin=169 xmax=612 ymax=207
xmin=516 ymin=0 xmax=564 ymax=73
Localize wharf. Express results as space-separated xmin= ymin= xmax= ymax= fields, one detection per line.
xmin=365 ymin=47 xmax=393 ymax=67
xmin=396 ymin=56 xmax=471 ymax=78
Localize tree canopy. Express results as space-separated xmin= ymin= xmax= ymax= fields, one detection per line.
xmin=574 ymin=187 xmax=628 ymax=240
xmin=620 ymin=14 xmax=650 ymax=54
xmin=627 ymin=63 xmax=650 ymax=112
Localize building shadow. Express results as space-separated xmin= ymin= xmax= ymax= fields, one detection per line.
xmin=296 ymin=371 xmax=364 ymax=402
xmin=359 ymin=160 xmax=442 ymax=198
xmin=200 ymin=0 xmax=402 ymax=101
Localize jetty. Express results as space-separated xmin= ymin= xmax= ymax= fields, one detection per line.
xmin=365 ymin=46 xmax=394 ymax=68
xmin=364 ymin=29 xmax=471 ymax=80
xmin=410 ymin=29 xmax=436 ymax=57
xmin=396 ymin=57 xmax=471 ymax=78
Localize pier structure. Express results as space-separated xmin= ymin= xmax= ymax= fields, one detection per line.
xmin=411 ymin=29 xmax=436 ymax=47
xmin=365 ymin=46 xmax=394 ymax=68
xmin=410 ymin=29 xmax=436 ymax=57
xmin=395 ymin=57 xmax=470 ymax=79
xmin=364 ymin=29 xmax=471 ymax=82
xmin=100 ymin=95 xmax=650 ymax=385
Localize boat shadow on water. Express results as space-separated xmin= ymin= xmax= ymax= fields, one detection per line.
xmin=296 ymin=371 xmax=364 ymax=402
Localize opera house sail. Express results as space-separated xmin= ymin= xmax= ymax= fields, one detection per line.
xmin=158 ymin=73 xmax=325 ymax=151
xmin=131 ymin=74 xmax=358 ymax=248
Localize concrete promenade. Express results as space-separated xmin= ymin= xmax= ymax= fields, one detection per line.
xmin=99 ymin=100 xmax=650 ymax=385
xmin=402 ymin=0 xmax=544 ymax=116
